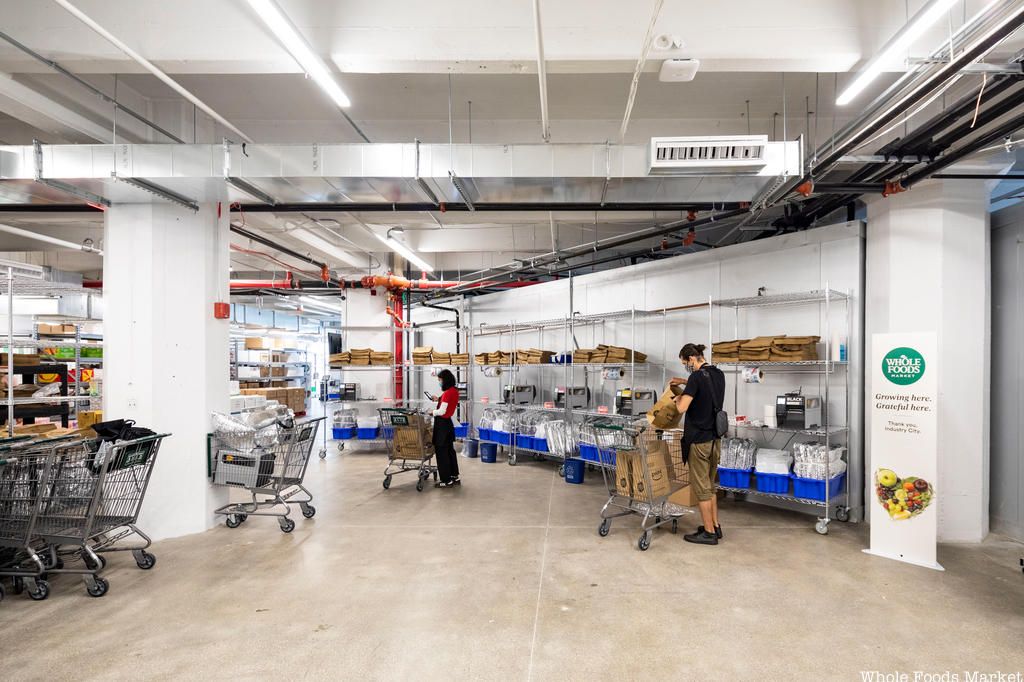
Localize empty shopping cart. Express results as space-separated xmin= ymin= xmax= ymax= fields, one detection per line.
xmin=211 ymin=416 xmax=324 ymax=533
xmin=379 ymin=408 xmax=436 ymax=492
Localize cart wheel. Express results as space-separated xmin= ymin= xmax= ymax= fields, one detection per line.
xmin=337 ymin=442 xmax=345 ymax=452
xmin=28 ymin=579 xmax=49 ymax=601
xmin=815 ymin=519 xmax=830 ymax=535
xmin=280 ymin=518 xmax=296 ymax=533
xmin=319 ymin=450 xmax=327 ymax=459
xmin=86 ymin=577 xmax=109 ymax=598
xmin=382 ymin=475 xmax=392 ymax=490
xmin=83 ymin=554 xmax=106 ymax=571
xmin=225 ymin=515 xmax=242 ymax=529
xmin=671 ymin=519 xmax=679 ymax=534
xmin=301 ymin=504 xmax=316 ymax=518
xmin=558 ymin=465 xmax=565 ymax=477
xmin=134 ymin=551 xmax=156 ymax=570
xmin=238 ymin=514 xmax=248 ymax=523
xmin=598 ymin=519 xmax=610 ymax=537
xmin=835 ymin=506 xmax=850 ymax=522
xmin=508 ymin=453 xmax=517 ymax=466
xmin=416 ymin=480 xmax=424 ymax=492
xmin=11 ymin=577 xmax=23 ymax=595
xmin=638 ymin=532 xmax=652 ymax=551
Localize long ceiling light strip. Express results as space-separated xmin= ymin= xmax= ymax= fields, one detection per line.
xmin=290 ymin=228 xmax=364 ymax=268
xmin=836 ymin=0 xmax=960 ymax=106
xmin=245 ymin=0 xmax=351 ymax=109
xmin=52 ymin=0 xmax=252 ymax=142
xmin=373 ymin=233 xmax=434 ymax=273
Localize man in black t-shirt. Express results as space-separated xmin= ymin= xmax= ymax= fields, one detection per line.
xmin=672 ymin=342 xmax=726 ymax=545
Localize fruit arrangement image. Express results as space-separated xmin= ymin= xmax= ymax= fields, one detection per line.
xmin=875 ymin=468 xmax=934 ymax=520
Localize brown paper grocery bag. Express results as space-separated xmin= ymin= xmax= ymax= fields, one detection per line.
xmin=646 ymin=384 xmax=684 ymax=429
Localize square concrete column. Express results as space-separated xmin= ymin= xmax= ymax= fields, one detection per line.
xmin=865 ymin=179 xmax=991 ymax=542
xmin=103 ymin=199 xmax=230 ymax=540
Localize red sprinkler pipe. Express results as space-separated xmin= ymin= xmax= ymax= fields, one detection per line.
xmin=230 ymin=272 xmax=295 ymax=289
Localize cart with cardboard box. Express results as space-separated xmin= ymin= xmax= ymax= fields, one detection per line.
xmin=589 ymin=421 xmax=692 ymax=551
xmin=210 ymin=415 xmax=323 ymax=533
xmin=379 ymin=407 xmax=437 ymax=492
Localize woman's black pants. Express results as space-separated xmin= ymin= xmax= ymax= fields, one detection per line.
xmin=432 ymin=416 xmax=460 ymax=483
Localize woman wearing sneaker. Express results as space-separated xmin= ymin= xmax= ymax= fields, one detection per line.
xmin=673 ymin=343 xmax=726 ymax=545
xmin=431 ymin=369 xmax=461 ymax=488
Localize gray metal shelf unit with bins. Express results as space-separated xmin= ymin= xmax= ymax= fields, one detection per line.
xmin=709 ymin=287 xmax=853 ymax=535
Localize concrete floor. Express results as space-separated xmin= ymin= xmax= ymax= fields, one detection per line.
xmin=3 ymin=445 xmax=1024 ymax=681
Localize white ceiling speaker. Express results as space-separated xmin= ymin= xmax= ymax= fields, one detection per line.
xmin=658 ymin=58 xmax=700 ymax=82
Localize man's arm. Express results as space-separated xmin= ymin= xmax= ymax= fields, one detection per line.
xmin=673 ymin=393 xmax=694 ymax=413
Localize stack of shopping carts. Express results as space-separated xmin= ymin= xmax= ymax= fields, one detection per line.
xmin=209 ymin=412 xmax=324 ymax=533
xmin=0 ymin=428 xmax=170 ymax=602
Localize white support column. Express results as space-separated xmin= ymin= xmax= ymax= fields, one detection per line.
xmin=865 ymin=179 xmax=991 ymax=543
xmin=103 ymin=198 xmax=230 ymax=540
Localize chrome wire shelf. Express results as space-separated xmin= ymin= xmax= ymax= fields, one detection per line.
xmin=711 ymin=289 xmax=848 ymax=308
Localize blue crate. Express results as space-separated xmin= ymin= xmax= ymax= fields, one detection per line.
xmin=478 ymin=427 xmax=493 ymax=442
xmin=718 ymin=467 xmax=753 ymax=489
xmin=578 ymin=443 xmax=613 ymax=465
xmin=327 ymin=393 xmax=341 ymax=401
xmin=792 ymin=472 xmax=846 ymax=502
xmin=491 ymin=430 xmax=512 ymax=446
xmin=755 ymin=471 xmax=792 ymax=495
xmin=515 ymin=434 xmax=533 ymax=450
xmin=532 ymin=437 xmax=549 ymax=453
xmin=357 ymin=427 xmax=379 ymax=440
xmin=332 ymin=427 xmax=356 ymax=440
xmin=454 ymin=422 xmax=469 ymax=439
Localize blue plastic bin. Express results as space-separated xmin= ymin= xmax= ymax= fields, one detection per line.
xmin=718 ymin=467 xmax=753 ymax=489
xmin=454 ymin=422 xmax=469 ymax=438
xmin=755 ymin=471 xmax=792 ymax=495
xmin=357 ymin=427 xmax=379 ymax=440
xmin=792 ymin=472 xmax=846 ymax=502
xmin=332 ymin=427 xmax=356 ymax=440
xmin=462 ymin=438 xmax=479 ymax=458
xmin=327 ymin=393 xmax=341 ymax=401
xmin=564 ymin=458 xmax=585 ymax=484
xmin=533 ymin=437 xmax=549 ymax=453
xmin=480 ymin=442 xmax=498 ymax=463
xmin=578 ymin=443 xmax=598 ymax=462
xmin=515 ymin=434 xmax=533 ymax=450
xmin=478 ymin=427 xmax=493 ymax=442
xmin=492 ymin=430 xmax=512 ymax=446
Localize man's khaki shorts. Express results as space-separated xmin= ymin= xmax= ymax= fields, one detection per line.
xmin=689 ymin=439 xmax=721 ymax=502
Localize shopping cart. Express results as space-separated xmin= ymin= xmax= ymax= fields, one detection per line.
xmin=587 ymin=422 xmax=692 ymax=551
xmin=0 ymin=439 xmax=60 ymax=602
xmin=379 ymin=408 xmax=437 ymax=492
xmin=0 ymin=433 xmax=170 ymax=600
xmin=211 ymin=416 xmax=323 ymax=533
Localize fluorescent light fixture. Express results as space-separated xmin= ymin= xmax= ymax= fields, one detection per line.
xmin=836 ymin=0 xmax=959 ymax=106
xmin=290 ymin=228 xmax=364 ymax=268
xmin=300 ymin=295 xmax=343 ymax=313
xmin=246 ymin=0 xmax=351 ymax=108
xmin=372 ymin=232 xmax=434 ymax=273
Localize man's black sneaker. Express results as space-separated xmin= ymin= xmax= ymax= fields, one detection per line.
xmin=684 ymin=528 xmax=719 ymax=545
xmin=699 ymin=525 xmax=724 ymax=539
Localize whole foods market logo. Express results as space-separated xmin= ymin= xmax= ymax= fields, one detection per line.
xmin=882 ymin=347 xmax=925 ymax=385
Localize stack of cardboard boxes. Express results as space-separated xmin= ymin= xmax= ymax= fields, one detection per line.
xmin=37 ymin=323 xmax=77 ymax=335
xmin=239 ymin=387 xmax=306 ymax=413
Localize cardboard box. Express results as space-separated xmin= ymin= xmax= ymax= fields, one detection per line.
xmin=77 ymin=409 xmax=103 ymax=430
xmin=668 ymin=484 xmax=699 ymax=507
xmin=0 ymin=353 xmax=41 ymax=366
xmin=271 ymin=351 xmax=286 ymax=363
xmin=244 ymin=337 xmax=267 ymax=350
xmin=13 ymin=422 xmax=58 ymax=435
xmin=270 ymin=366 xmax=286 ymax=377
xmin=258 ymin=366 xmax=270 ymax=378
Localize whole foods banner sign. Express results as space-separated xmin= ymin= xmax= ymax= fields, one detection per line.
xmin=865 ymin=333 xmax=942 ymax=570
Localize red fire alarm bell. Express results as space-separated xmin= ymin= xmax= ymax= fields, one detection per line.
xmin=213 ymin=302 xmax=230 ymax=319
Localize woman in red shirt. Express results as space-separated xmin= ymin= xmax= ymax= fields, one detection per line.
xmin=431 ymin=369 xmax=461 ymax=488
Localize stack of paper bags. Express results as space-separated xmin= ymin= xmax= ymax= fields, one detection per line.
xmin=573 ymin=349 xmax=594 ymax=364
xmin=432 ymin=351 xmax=452 ymax=364
xmin=329 ymin=352 xmax=351 ymax=367
xmin=711 ymin=340 xmax=745 ymax=363
xmin=475 ymin=353 xmax=489 ymax=365
xmin=739 ymin=336 xmax=781 ymax=362
xmin=525 ymin=349 xmax=554 ymax=364
xmin=770 ymin=336 xmax=819 ymax=361
xmin=601 ymin=345 xmax=648 ymax=363
xmin=413 ymin=346 xmax=434 ymax=365
xmin=370 ymin=351 xmax=394 ymax=365
xmin=450 ymin=353 xmax=470 ymax=366
xmin=349 ymin=348 xmax=372 ymax=365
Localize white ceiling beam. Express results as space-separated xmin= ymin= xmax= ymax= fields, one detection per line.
xmin=0 ymin=72 xmax=110 ymax=142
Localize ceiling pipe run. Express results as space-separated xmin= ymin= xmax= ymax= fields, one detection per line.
xmin=531 ymin=0 xmax=551 ymax=142
xmin=0 ymin=221 xmax=103 ymax=254
xmin=231 ymin=201 xmax=750 ymax=213
xmin=52 ymin=0 xmax=252 ymax=143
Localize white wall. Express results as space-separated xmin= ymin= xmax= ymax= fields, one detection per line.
xmin=865 ymin=180 xmax=991 ymax=543
xmin=444 ymin=222 xmax=865 ymax=517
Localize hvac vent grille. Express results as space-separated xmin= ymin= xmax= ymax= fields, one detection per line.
xmin=648 ymin=135 xmax=770 ymax=175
